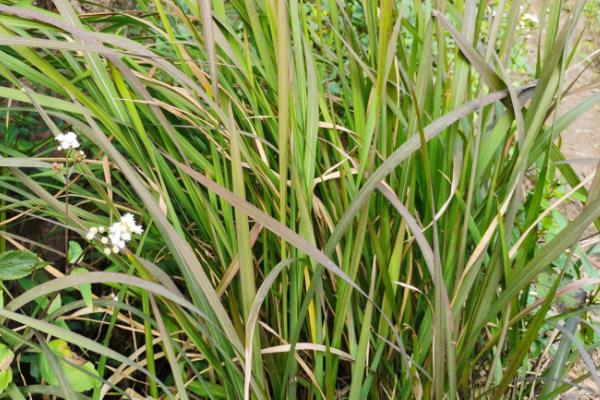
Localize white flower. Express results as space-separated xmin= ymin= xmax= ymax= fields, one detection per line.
xmin=55 ymin=131 xmax=80 ymax=151
xmin=111 ymin=292 xmax=118 ymax=302
xmin=104 ymin=213 xmax=143 ymax=252
xmin=89 ymin=214 xmax=143 ymax=254
xmin=120 ymin=213 xmax=143 ymax=235
xmin=108 ymin=227 xmax=126 ymax=247
xmin=85 ymin=227 xmax=98 ymax=241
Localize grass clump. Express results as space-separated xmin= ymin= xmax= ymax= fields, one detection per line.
xmin=0 ymin=0 xmax=599 ymax=398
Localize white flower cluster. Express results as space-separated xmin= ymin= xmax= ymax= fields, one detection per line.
xmin=56 ymin=131 xmax=85 ymax=159
xmin=86 ymin=213 xmax=143 ymax=255
xmin=55 ymin=131 xmax=80 ymax=151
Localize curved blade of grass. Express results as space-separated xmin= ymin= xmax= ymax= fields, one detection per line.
xmin=434 ymin=10 xmax=506 ymax=92
xmin=491 ymin=272 xmax=560 ymax=399
xmin=70 ymin=105 xmax=243 ymax=354
xmin=541 ymin=317 xmax=579 ymax=396
xmin=161 ymin=151 xmax=421 ymax=374
xmin=160 ymin=152 xmax=370 ymax=301
xmin=464 ymin=192 xmax=600 ymax=363
xmin=149 ymin=295 xmax=189 ymax=400
xmin=0 ymin=5 xmax=220 ymax=112
xmin=244 ymin=258 xmax=295 ymax=400
xmin=551 ymin=322 xmax=600 ymax=393
xmin=0 ymin=308 xmax=174 ymax=399
xmin=6 ymin=271 xmax=205 ymax=319
xmin=0 ymin=158 xmax=52 ymax=168
xmin=323 ymin=84 xmax=535 ymax=255
xmin=198 ymin=0 xmax=218 ymax=98
xmin=36 ymin=333 xmax=78 ymax=400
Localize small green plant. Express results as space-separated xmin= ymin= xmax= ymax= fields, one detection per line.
xmin=584 ymin=0 xmax=600 ymax=26
xmin=38 ymin=339 xmax=100 ymax=393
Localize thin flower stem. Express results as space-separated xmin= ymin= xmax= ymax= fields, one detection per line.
xmin=64 ymin=156 xmax=71 ymax=273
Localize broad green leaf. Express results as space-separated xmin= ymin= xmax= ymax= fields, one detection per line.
xmin=0 ymin=251 xmax=41 ymax=281
xmin=39 ymin=340 xmax=99 ymax=393
xmin=0 ymin=370 xmax=11 ymax=396
xmin=0 ymin=343 xmax=14 ymax=394
xmin=46 ymin=295 xmax=69 ymax=330
xmin=71 ymin=267 xmax=93 ymax=309
xmin=67 ymin=241 xmax=83 ymax=265
xmin=47 ymin=295 xmax=62 ymax=316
